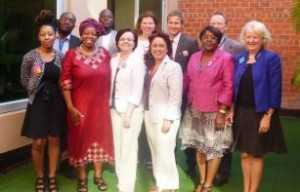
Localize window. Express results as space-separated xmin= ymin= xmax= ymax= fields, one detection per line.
xmin=0 ymin=0 xmax=56 ymax=103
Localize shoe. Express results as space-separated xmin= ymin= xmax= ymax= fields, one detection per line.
xmin=94 ymin=177 xmax=107 ymax=191
xmin=48 ymin=177 xmax=58 ymax=192
xmin=77 ymin=178 xmax=88 ymax=192
xmin=35 ymin=177 xmax=46 ymax=192
xmin=213 ymin=174 xmax=229 ymax=186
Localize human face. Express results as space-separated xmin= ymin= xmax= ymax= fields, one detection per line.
xmin=209 ymin=15 xmax=226 ymax=34
xmin=244 ymin=31 xmax=263 ymax=53
xmin=99 ymin=10 xmax=113 ymax=29
xmin=38 ymin=25 xmax=55 ymax=49
xmin=81 ymin=26 xmax=97 ymax=49
xmin=118 ymin=32 xmax=135 ymax=53
xmin=59 ymin=13 xmax=76 ymax=34
xmin=151 ymin=37 xmax=168 ymax=62
xmin=167 ymin=16 xmax=183 ymax=38
xmin=200 ymin=30 xmax=219 ymax=52
xmin=140 ymin=17 xmax=156 ymax=37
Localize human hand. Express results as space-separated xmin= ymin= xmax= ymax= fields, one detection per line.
xmin=215 ymin=112 xmax=226 ymax=130
xmin=122 ymin=112 xmax=131 ymax=128
xmin=258 ymin=114 xmax=271 ymax=134
xmin=68 ymin=106 xmax=84 ymax=126
xmin=161 ymin=120 xmax=172 ymax=133
xmin=225 ymin=111 xmax=234 ymax=124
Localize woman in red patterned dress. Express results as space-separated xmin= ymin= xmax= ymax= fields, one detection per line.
xmin=60 ymin=18 xmax=113 ymax=192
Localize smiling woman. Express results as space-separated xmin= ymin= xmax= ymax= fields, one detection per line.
xmin=0 ymin=0 xmax=56 ymax=104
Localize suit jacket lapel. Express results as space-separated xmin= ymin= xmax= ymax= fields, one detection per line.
xmin=150 ymin=56 xmax=169 ymax=87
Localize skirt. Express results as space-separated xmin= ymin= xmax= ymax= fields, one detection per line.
xmin=180 ymin=107 xmax=233 ymax=160
xmin=22 ymin=86 xmax=66 ymax=139
xmin=233 ymin=106 xmax=287 ymax=156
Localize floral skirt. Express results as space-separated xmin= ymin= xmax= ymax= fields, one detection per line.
xmin=180 ymin=107 xmax=232 ymax=160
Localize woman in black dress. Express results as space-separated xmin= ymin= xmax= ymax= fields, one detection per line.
xmin=231 ymin=20 xmax=287 ymax=192
xmin=20 ymin=10 xmax=65 ymax=192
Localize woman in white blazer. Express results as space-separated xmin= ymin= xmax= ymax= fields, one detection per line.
xmin=144 ymin=32 xmax=183 ymax=192
xmin=110 ymin=29 xmax=145 ymax=192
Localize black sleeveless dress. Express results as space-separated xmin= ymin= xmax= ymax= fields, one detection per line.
xmin=233 ymin=64 xmax=287 ymax=156
xmin=22 ymin=60 xmax=66 ymax=139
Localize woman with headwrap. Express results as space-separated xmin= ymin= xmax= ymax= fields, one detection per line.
xmin=61 ymin=18 xmax=113 ymax=192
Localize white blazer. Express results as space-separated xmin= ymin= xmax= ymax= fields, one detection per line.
xmin=110 ymin=52 xmax=146 ymax=113
xmin=147 ymin=56 xmax=183 ymax=123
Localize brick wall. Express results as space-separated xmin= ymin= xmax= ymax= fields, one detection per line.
xmin=178 ymin=0 xmax=300 ymax=109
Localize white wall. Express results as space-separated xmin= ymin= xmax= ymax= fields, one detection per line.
xmin=58 ymin=0 xmax=107 ymax=36
xmin=0 ymin=110 xmax=31 ymax=153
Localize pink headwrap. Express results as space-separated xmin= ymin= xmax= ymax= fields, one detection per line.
xmin=79 ymin=18 xmax=104 ymax=36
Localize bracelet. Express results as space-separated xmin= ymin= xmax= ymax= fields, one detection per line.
xmin=219 ymin=109 xmax=227 ymax=114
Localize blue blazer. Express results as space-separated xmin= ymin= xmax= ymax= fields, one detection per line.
xmin=234 ymin=49 xmax=282 ymax=112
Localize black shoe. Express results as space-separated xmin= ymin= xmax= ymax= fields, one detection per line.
xmin=213 ymin=174 xmax=229 ymax=186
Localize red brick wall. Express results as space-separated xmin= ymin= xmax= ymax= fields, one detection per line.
xmin=178 ymin=0 xmax=300 ymax=109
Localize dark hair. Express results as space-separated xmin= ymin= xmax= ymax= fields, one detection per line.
xmin=199 ymin=26 xmax=223 ymax=44
xmin=167 ymin=10 xmax=184 ymax=24
xmin=35 ymin=9 xmax=57 ymax=33
xmin=115 ymin=28 xmax=138 ymax=51
xmin=145 ymin=32 xmax=172 ymax=68
xmin=135 ymin=11 xmax=159 ymax=35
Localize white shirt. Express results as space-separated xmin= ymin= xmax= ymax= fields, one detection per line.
xmin=53 ymin=34 xmax=71 ymax=56
xmin=110 ymin=52 xmax=146 ymax=113
xmin=96 ymin=30 xmax=118 ymax=55
xmin=134 ymin=37 xmax=150 ymax=56
xmin=171 ymin=33 xmax=181 ymax=59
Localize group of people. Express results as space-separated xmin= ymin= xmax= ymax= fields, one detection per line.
xmin=20 ymin=7 xmax=287 ymax=192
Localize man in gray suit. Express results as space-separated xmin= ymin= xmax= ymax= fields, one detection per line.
xmin=209 ymin=12 xmax=244 ymax=186
xmin=167 ymin=10 xmax=199 ymax=180
xmin=54 ymin=12 xmax=80 ymax=56
xmin=210 ymin=12 xmax=244 ymax=56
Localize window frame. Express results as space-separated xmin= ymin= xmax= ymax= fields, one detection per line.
xmin=0 ymin=0 xmax=59 ymax=114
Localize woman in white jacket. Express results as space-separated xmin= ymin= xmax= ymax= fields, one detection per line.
xmin=110 ymin=29 xmax=145 ymax=192
xmin=144 ymin=32 xmax=183 ymax=192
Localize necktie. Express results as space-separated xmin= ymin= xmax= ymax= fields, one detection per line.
xmin=59 ymin=39 xmax=65 ymax=52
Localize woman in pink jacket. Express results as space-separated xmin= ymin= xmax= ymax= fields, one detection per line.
xmin=180 ymin=26 xmax=234 ymax=192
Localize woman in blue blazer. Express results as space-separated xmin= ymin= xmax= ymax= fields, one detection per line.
xmin=231 ymin=20 xmax=287 ymax=192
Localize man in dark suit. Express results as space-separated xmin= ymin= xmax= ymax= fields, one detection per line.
xmin=167 ymin=10 xmax=199 ymax=179
xmin=54 ymin=12 xmax=80 ymax=56
xmin=209 ymin=12 xmax=244 ymax=186
xmin=54 ymin=12 xmax=80 ymax=180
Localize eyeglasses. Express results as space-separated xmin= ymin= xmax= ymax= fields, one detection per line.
xmin=119 ymin=38 xmax=134 ymax=42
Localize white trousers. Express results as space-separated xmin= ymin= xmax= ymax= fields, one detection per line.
xmin=144 ymin=111 xmax=180 ymax=191
xmin=111 ymin=107 xmax=143 ymax=192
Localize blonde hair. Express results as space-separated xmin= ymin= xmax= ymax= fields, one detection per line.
xmin=240 ymin=20 xmax=272 ymax=45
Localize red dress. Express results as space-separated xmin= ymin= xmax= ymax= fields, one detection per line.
xmin=61 ymin=47 xmax=114 ymax=167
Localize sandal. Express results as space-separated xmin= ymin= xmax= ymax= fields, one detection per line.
xmin=202 ymin=185 xmax=213 ymax=192
xmin=77 ymin=179 xmax=88 ymax=192
xmin=194 ymin=181 xmax=205 ymax=192
xmin=35 ymin=177 xmax=46 ymax=192
xmin=94 ymin=177 xmax=107 ymax=191
xmin=48 ymin=177 xmax=58 ymax=192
